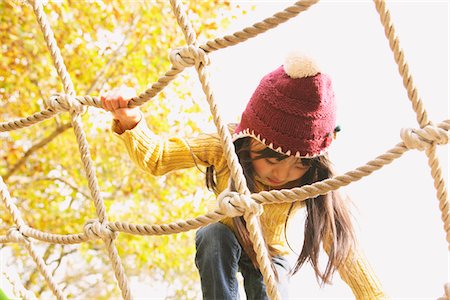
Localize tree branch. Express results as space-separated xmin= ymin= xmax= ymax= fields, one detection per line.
xmin=85 ymin=12 xmax=141 ymax=95
xmin=36 ymin=176 xmax=91 ymax=202
xmin=3 ymin=122 xmax=72 ymax=181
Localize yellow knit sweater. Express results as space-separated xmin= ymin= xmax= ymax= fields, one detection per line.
xmin=115 ymin=119 xmax=387 ymax=299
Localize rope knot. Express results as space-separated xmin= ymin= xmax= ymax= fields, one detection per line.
xmin=169 ymin=45 xmax=210 ymax=70
xmin=401 ymin=123 xmax=449 ymax=151
xmin=217 ymin=190 xmax=263 ymax=217
xmin=47 ymin=93 xmax=86 ymax=115
xmin=6 ymin=227 xmax=24 ymax=243
xmin=83 ymin=220 xmax=117 ymax=241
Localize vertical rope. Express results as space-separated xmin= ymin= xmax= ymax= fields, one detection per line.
xmin=0 ymin=0 xmax=447 ymax=299
xmin=1 ymin=268 xmax=37 ymax=300
xmin=373 ymin=0 xmax=449 ymax=250
xmin=169 ymin=0 xmax=280 ymax=298
xmin=23 ymin=240 xmax=67 ymax=300
xmin=195 ymin=63 xmax=280 ymax=300
xmin=0 ymin=176 xmax=27 ymax=229
xmin=27 ymin=1 xmax=132 ymax=298
xmin=425 ymin=145 xmax=450 ymax=248
xmin=28 ymin=0 xmax=105 ymax=224
xmin=373 ymin=0 xmax=429 ymax=128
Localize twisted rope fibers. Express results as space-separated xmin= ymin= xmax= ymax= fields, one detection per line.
xmin=0 ymin=0 xmax=448 ymax=299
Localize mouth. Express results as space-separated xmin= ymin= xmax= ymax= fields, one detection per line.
xmin=266 ymin=178 xmax=284 ymax=186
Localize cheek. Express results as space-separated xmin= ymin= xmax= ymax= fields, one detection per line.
xmin=291 ymin=168 xmax=309 ymax=181
xmin=251 ymin=160 xmax=269 ymax=177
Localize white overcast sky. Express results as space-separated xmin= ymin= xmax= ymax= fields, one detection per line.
xmin=203 ymin=1 xmax=449 ymax=299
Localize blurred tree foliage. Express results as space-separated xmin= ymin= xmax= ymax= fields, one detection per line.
xmin=0 ymin=0 xmax=238 ymax=298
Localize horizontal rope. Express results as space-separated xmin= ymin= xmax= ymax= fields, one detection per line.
xmin=200 ymin=0 xmax=320 ymax=52
xmin=2 ymin=0 xmax=449 ymax=299
xmin=401 ymin=122 xmax=449 ymax=151
xmin=1 ymin=120 xmax=448 ymax=246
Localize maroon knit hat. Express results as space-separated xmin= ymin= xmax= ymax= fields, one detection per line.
xmin=233 ymin=52 xmax=336 ymax=158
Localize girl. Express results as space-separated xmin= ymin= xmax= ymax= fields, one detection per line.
xmin=101 ymin=53 xmax=386 ymax=300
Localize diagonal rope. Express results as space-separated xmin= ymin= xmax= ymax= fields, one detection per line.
xmin=373 ymin=0 xmax=449 ymax=250
xmin=373 ymin=0 xmax=429 ymax=128
xmin=0 ymin=0 xmax=320 ymax=131
xmin=6 ymin=227 xmax=66 ymax=300
xmin=1 ymin=120 xmax=448 ymax=243
xmin=0 ymin=0 xmax=448 ymax=299
xmin=169 ymin=0 xmax=282 ymax=298
xmin=199 ymin=0 xmax=320 ymax=52
xmin=1 ymin=268 xmax=37 ymax=300
xmin=2 ymin=120 xmax=448 ymax=243
xmin=27 ymin=0 xmax=131 ymax=298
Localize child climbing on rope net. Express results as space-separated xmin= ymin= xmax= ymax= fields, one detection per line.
xmin=101 ymin=52 xmax=387 ymax=299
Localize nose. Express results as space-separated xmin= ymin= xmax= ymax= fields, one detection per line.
xmin=272 ymin=164 xmax=290 ymax=182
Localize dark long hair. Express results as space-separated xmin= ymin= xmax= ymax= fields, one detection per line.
xmin=206 ymin=137 xmax=356 ymax=285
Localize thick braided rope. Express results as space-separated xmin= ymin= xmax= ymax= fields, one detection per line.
xmin=1 ymin=176 xmax=27 ymax=229
xmin=199 ymin=0 xmax=320 ymax=52
xmin=1 ymin=0 xmax=449 ymax=299
xmin=1 ymin=124 xmax=448 ymax=297
xmin=169 ymin=0 xmax=282 ymax=298
xmin=0 ymin=0 xmax=320 ymax=130
xmin=1 ymin=268 xmax=37 ymax=300
xmin=1 ymin=121 xmax=448 ymax=241
xmin=373 ymin=0 xmax=450 ymax=251
xmin=379 ymin=1 xmax=449 ymax=292
xmin=373 ymin=0 xmax=429 ymax=128
xmin=129 ymin=0 xmax=320 ymax=110
xmin=108 ymin=211 xmax=226 ymax=235
xmin=1 ymin=176 xmax=66 ymax=299
xmin=253 ymin=121 xmax=449 ymax=204
xmin=29 ymin=0 xmax=105 ymax=222
xmin=22 ymin=239 xmax=66 ymax=300
xmin=6 ymin=228 xmax=66 ymax=300
xmin=425 ymin=144 xmax=450 ymax=245
xmin=27 ymin=0 xmax=131 ymax=298
xmin=196 ymin=64 xmax=280 ymax=299
xmin=1 ymin=0 xmax=324 ymax=296
xmin=402 ymin=123 xmax=449 ymax=244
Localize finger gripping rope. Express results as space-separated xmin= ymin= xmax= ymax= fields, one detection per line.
xmin=169 ymin=45 xmax=210 ymax=69
xmin=47 ymin=93 xmax=86 ymax=114
xmin=217 ymin=190 xmax=263 ymax=217
xmin=84 ymin=220 xmax=118 ymax=241
xmin=1 ymin=1 xmax=449 ymax=299
xmin=400 ymin=124 xmax=449 ymax=151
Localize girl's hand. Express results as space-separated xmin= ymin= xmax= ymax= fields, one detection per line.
xmin=101 ymin=85 xmax=141 ymax=131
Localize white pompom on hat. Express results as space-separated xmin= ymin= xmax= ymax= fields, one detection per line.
xmin=283 ymin=51 xmax=321 ymax=78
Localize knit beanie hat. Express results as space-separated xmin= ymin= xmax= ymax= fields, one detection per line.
xmin=233 ymin=52 xmax=337 ymax=158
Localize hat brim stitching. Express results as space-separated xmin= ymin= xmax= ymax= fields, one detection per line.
xmin=232 ymin=129 xmax=329 ymax=159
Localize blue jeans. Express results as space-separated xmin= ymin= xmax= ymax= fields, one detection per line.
xmin=195 ymin=222 xmax=290 ymax=300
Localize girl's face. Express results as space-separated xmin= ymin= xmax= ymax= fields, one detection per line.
xmin=249 ymin=139 xmax=310 ymax=188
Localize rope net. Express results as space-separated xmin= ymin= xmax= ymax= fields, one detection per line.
xmin=0 ymin=0 xmax=448 ymax=299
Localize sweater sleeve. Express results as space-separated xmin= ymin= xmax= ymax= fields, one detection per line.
xmin=114 ymin=118 xmax=228 ymax=176
xmin=323 ymin=240 xmax=388 ymax=299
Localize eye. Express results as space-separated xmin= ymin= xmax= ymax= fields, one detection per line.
xmin=264 ymin=158 xmax=278 ymax=165
xmin=295 ymin=164 xmax=308 ymax=170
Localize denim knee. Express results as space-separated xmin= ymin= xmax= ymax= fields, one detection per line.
xmin=195 ymin=223 xmax=242 ymax=300
xmin=195 ymin=222 xmax=240 ymax=262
